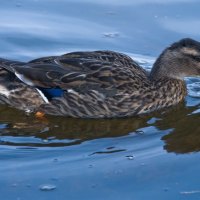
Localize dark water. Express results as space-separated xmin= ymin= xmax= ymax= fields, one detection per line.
xmin=1 ymin=0 xmax=200 ymax=199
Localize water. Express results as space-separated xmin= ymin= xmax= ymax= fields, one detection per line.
xmin=1 ymin=0 xmax=200 ymax=199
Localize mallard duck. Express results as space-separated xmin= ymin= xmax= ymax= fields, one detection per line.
xmin=0 ymin=38 xmax=200 ymax=118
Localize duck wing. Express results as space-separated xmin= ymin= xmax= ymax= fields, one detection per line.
xmin=2 ymin=51 xmax=148 ymax=94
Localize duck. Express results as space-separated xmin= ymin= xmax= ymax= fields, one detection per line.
xmin=0 ymin=38 xmax=200 ymax=118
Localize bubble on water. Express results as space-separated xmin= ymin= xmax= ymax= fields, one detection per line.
xmin=103 ymin=32 xmax=119 ymax=38
xmin=126 ymin=155 xmax=135 ymax=160
xmin=163 ymin=187 xmax=169 ymax=192
xmin=39 ymin=184 xmax=56 ymax=191
xmin=135 ymin=130 xmax=144 ymax=135
xmin=53 ymin=158 xmax=58 ymax=162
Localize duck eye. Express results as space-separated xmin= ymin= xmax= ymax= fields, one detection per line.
xmin=192 ymin=55 xmax=200 ymax=62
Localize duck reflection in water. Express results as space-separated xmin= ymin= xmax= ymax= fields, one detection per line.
xmin=0 ymin=101 xmax=200 ymax=154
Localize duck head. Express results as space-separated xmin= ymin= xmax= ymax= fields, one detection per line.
xmin=150 ymin=38 xmax=200 ymax=80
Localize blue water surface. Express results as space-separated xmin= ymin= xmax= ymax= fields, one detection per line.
xmin=1 ymin=0 xmax=200 ymax=200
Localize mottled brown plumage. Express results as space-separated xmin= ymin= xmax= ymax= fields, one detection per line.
xmin=0 ymin=38 xmax=200 ymax=118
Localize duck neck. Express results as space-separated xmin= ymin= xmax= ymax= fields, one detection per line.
xmin=144 ymin=51 xmax=188 ymax=113
xmin=149 ymin=50 xmax=173 ymax=81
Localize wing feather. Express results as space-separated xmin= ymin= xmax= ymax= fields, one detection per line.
xmin=1 ymin=51 xmax=148 ymax=96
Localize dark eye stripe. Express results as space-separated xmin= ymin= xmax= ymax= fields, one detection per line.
xmin=187 ymin=54 xmax=200 ymax=62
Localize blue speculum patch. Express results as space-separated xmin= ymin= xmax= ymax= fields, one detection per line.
xmin=39 ymin=88 xmax=64 ymax=99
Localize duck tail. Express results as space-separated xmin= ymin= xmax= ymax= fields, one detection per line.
xmin=0 ymin=58 xmax=25 ymax=73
